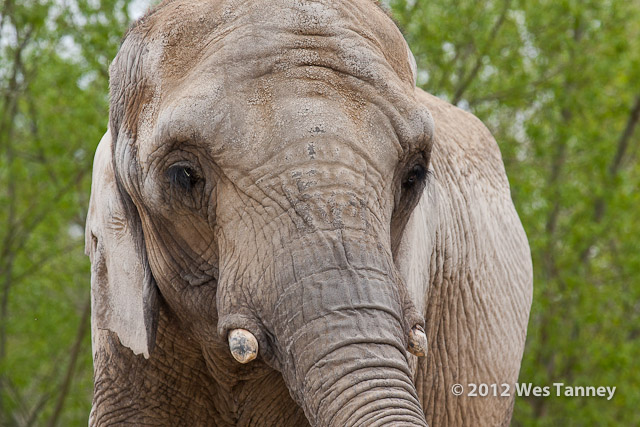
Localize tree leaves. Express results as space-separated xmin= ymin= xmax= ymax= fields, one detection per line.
xmin=0 ymin=1 xmax=136 ymax=425
xmin=1 ymin=0 xmax=638 ymax=424
xmin=391 ymin=0 xmax=640 ymax=423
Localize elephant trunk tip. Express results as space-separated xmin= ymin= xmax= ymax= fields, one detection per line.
xmin=408 ymin=324 xmax=427 ymax=357
xmin=228 ymin=328 xmax=259 ymax=363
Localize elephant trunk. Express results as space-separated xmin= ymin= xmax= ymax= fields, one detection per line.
xmin=268 ymin=232 xmax=427 ymax=426
xmin=290 ymin=313 xmax=427 ymax=426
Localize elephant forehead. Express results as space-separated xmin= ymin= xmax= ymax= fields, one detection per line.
xmin=146 ymin=77 xmax=402 ymax=175
xmin=139 ymin=0 xmax=415 ymax=87
xmin=132 ymin=0 xmax=431 ymax=171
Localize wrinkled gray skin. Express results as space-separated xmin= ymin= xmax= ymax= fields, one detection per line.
xmin=85 ymin=0 xmax=533 ymax=425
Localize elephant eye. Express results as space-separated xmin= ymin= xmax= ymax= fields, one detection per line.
xmin=167 ymin=164 xmax=200 ymax=191
xmin=402 ymin=164 xmax=428 ymax=188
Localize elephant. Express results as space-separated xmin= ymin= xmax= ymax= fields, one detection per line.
xmin=84 ymin=0 xmax=533 ymax=425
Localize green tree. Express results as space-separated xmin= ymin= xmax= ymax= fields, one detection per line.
xmin=390 ymin=0 xmax=640 ymax=424
xmin=0 ymin=1 xmax=139 ymax=425
xmin=2 ymin=0 xmax=639 ymax=424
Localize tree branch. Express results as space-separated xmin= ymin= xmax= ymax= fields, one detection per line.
xmin=0 ymin=21 xmax=32 ymax=419
xmin=579 ymin=94 xmax=640 ymax=263
xmin=452 ymin=0 xmax=512 ymax=104
xmin=531 ymin=20 xmax=585 ymax=417
xmin=609 ymin=95 xmax=640 ymax=177
xmin=45 ymin=296 xmax=91 ymax=427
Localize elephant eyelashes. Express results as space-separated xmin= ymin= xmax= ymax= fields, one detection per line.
xmin=402 ymin=164 xmax=428 ymax=188
xmin=167 ymin=165 xmax=200 ymax=191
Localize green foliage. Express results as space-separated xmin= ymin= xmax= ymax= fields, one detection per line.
xmin=0 ymin=1 xmax=139 ymax=425
xmin=1 ymin=0 xmax=638 ymax=424
xmin=390 ymin=0 xmax=640 ymax=424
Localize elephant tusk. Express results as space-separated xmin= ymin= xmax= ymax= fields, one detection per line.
xmin=228 ymin=329 xmax=259 ymax=363
xmin=408 ymin=325 xmax=428 ymax=357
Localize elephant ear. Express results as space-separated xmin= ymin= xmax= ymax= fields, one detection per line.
xmin=398 ymin=88 xmax=533 ymax=419
xmin=85 ymin=129 xmax=158 ymax=359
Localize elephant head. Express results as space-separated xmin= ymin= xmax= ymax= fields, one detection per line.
xmin=86 ymin=1 xmax=532 ymax=425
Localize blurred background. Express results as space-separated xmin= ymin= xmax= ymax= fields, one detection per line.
xmin=0 ymin=0 xmax=638 ymax=425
